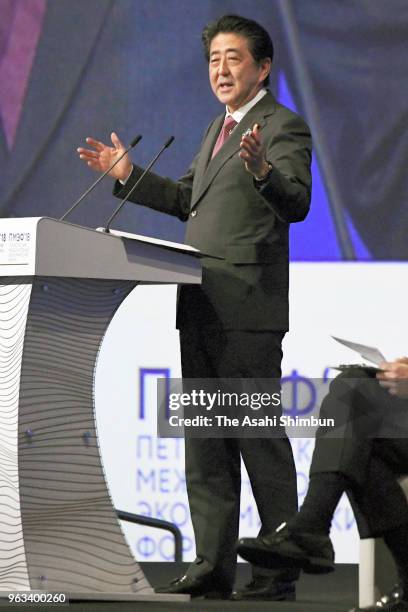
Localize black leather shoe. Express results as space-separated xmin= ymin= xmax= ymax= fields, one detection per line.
xmin=352 ymin=602 xmax=408 ymax=611
xmin=155 ymin=574 xmax=232 ymax=599
xmin=237 ymin=522 xmax=335 ymax=574
xmin=231 ymin=575 xmax=296 ymax=601
xmin=351 ymin=583 xmax=408 ymax=610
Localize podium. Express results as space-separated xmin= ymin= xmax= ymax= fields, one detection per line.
xmin=0 ymin=217 xmax=201 ymax=601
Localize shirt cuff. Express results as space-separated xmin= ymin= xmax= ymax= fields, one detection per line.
xmin=253 ymin=166 xmax=274 ymax=191
xmin=119 ymin=166 xmax=134 ymax=185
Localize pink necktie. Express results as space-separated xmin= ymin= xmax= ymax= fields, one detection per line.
xmin=211 ymin=115 xmax=238 ymax=159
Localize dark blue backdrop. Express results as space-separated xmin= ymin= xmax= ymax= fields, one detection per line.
xmin=1 ymin=0 xmax=406 ymax=260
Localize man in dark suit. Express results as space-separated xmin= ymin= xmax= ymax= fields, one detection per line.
xmin=78 ymin=14 xmax=312 ymax=600
xmin=238 ymin=359 xmax=408 ymax=611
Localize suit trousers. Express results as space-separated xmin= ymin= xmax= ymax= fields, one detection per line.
xmin=179 ymin=325 xmax=298 ymax=589
xmin=310 ymin=369 xmax=408 ymax=538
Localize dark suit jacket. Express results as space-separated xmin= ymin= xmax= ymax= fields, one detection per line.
xmin=114 ymin=92 xmax=312 ymax=330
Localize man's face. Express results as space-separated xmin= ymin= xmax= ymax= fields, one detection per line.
xmin=208 ymin=32 xmax=270 ymax=112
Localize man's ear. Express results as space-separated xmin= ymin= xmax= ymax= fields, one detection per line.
xmin=260 ymin=57 xmax=272 ymax=82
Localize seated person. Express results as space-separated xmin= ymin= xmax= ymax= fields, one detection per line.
xmin=238 ymin=358 xmax=408 ymax=611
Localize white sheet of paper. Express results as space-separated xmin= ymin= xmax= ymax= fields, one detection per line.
xmin=96 ymin=227 xmax=199 ymax=253
xmin=331 ymin=336 xmax=386 ymax=366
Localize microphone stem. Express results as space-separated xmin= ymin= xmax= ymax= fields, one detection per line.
xmin=104 ymin=143 xmax=170 ymax=232
xmin=60 ymin=133 xmax=142 ymax=222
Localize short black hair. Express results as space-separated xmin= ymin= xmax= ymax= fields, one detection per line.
xmin=202 ymin=14 xmax=274 ymax=86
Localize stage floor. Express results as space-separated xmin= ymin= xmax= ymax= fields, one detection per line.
xmin=0 ymin=563 xmax=359 ymax=612
xmin=142 ymin=562 xmax=358 ymax=611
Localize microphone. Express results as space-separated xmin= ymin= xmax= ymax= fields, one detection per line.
xmin=60 ymin=134 xmax=142 ymax=221
xmin=103 ymin=136 xmax=175 ymax=233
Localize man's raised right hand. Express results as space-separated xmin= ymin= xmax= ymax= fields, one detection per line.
xmin=77 ymin=132 xmax=133 ymax=182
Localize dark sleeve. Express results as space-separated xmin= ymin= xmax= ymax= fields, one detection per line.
xmin=112 ymin=157 xmax=198 ymax=222
xmin=255 ymin=114 xmax=312 ymax=223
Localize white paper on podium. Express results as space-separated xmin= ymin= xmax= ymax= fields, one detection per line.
xmin=97 ymin=227 xmax=200 ymax=254
xmin=331 ymin=336 xmax=386 ymax=366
